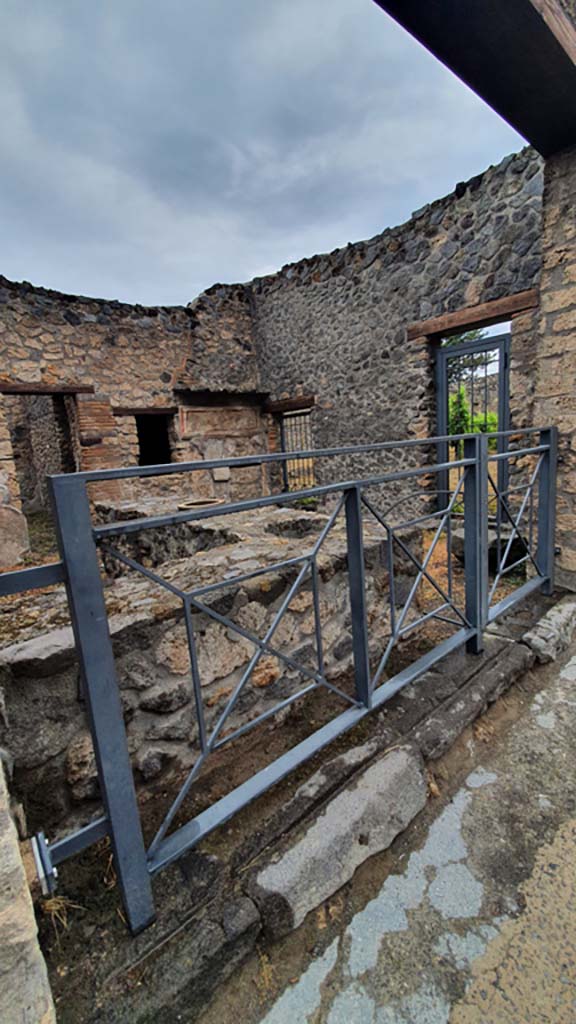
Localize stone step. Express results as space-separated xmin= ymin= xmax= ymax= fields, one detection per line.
xmin=249 ymin=744 xmax=427 ymax=938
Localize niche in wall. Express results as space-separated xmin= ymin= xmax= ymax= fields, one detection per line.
xmin=135 ymin=412 xmax=173 ymax=466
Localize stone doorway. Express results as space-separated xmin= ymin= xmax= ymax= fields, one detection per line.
xmin=3 ymin=391 xmax=79 ymax=557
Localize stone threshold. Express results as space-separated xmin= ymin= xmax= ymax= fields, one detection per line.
xmin=40 ymin=591 xmax=576 ymax=1024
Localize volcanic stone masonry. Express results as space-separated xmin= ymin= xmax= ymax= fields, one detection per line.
xmin=0 ymin=507 xmax=421 ymax=835
xmin=0 ymin=146 xmax=546 ymax=569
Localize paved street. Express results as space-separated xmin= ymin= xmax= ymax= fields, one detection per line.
xmin=200 ymin=639 xmax=576 ymax=1024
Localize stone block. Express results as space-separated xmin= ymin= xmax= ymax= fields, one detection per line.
xmin=523 ymin=595 xmax=576 ymax=663
xmin=139 ymin=679 xmax=191 ymax=714
xmin=250 ymin=744 xmax=427 ymax=938
xmin=0 ymin=505 xmax=29 ymax=568
xmin=0 ymin=767 xmax=55 ymax=1023
xmin=66 ymin=732 xmax=99 ymax=802
xmin=413 ymin=641 xmax=534 ymax=759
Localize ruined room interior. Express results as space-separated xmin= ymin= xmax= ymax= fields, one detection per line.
xmin=2 ymin=0 xmax=576 ymax=1020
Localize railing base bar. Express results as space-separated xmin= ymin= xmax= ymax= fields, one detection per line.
xmin=0 ymin=561 xmax=66 ymax=597
xmin=487 ymin=575 xmax=548 ymax=623
xmin=50 ymin=815 xmax=110 ymax=866
xmin=147 ymin=627 xmax=473 ymax=875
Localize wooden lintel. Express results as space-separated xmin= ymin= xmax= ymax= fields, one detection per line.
xmin=0 ymin=382 xmax=95 ymax=396
xmin=265 ymin=395 xmax=316 ymax=414
xmin=112 ymin=406 xmax=178 ymax=417
xmin=406 ymin=289 xmax=539 ymax=340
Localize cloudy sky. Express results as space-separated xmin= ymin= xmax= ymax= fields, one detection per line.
xmin=1 ymin=0 xmax=524 ymax=306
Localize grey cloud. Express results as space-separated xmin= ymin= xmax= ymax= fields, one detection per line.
xmin=0 ymin=0 xmax=524 ymax=304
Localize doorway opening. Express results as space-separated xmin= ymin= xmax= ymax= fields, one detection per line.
xmin=279 ymin=408 xmax=316 ymax=491
xmin=436 ymin=323 xmax=511 ymax=505
xmin=135 ymin=413 xmax=173 ymax=466
xmin=4 ymin=391 xmax=79 ymax=557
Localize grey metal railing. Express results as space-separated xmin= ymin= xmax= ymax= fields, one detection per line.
xmin=0 ymin=427 xmax=557 ymax=933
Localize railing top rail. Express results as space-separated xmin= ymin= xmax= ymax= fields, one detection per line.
xmin=93 ymin=457 xmax=474 ymax=539
xmin=488 ymin=444 xmax=549 ymax=462
xmin=48 ymin=427 xmax=552 ymax=485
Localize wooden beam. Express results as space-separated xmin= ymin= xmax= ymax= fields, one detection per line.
xmin=112 ymin=406 xmax=178 ymax=416
xmin=265 ymin=395 xmax=316 ymax=414
xmin=530 ymin=0 xmax=576 ymax=64
xmin=0 ymin=382 xmax=94 ymax=395
xmin=406 ymin=289 xmax=539 ymax=340
xmin=372 ymin=0 xmax=576 ymax=157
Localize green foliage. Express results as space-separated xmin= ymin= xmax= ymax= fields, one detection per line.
xmin=447 ymin=387 xmax=499 ymax=456
xmin=448 ymin=386 xmax=471 ymax=455
xmin=293 ymin=496 xmax=319 ymax=511
xmin=442 ymin=329 xmax=490 ymax=385
xmin=473 ymin=410 xmax=499 ymax=451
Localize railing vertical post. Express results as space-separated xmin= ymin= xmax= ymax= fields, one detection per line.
xmin=345 ymin=485 xmax=371 ymax=707
xmin=537 ymin=426 xmax=558 ymax=595
xmin=278 ymin=416 xmax=289 ymax=492
xmin=464 ymin=435 xmax=489 ymax=654
xmin=49 ymin=475 xmax=155 ymax=934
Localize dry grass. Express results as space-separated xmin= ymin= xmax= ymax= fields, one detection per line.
xmin=41 ymin=895 xmax=83 ymax=941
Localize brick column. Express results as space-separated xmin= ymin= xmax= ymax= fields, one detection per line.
xmin=534 ymin=145 xmax=576 ymax=589
xmin=0 ymin=394 xmax=29 ymax=567
xmin=76 ymin=394 xmax=124 ymax=503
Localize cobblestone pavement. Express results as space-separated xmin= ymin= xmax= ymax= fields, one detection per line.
xmin=199 ymin=638 xmax=576 ymax=1024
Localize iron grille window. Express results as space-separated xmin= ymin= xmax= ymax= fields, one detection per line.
xmin=280 ymin=409 xmax=315 ymax=490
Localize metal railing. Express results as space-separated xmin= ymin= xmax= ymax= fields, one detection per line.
xmin=0 ymin=427 xmax=557 ymax=933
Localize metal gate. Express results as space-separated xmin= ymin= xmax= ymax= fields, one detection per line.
xmin=436 ymin=332 xmax=511 ymax=503
xmin=0 ymin=428 xmax=557 ymax=933
xmin=279 ymin=409 xmax=316 ymax=490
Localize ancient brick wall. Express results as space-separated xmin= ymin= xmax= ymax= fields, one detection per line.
xmin=0 ymin=279 xmax=259 ymax=406
xmin=0 ymin=147 xmax=547 ymax=566
xmin=0 ymin=280 xmax=265 ymax=553
xmin=534 ymin=144 xmax=576 ymax=588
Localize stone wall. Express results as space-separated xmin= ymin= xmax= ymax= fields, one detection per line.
xmin=534 ymin=144 xmax=576 ymax=588
xmin=175 ymin=283 xmax=259 ymax=392
xmin=251 ymin=148 xmax=543 ymax=484
xmin=0 ymin=764 xmax=55 ymax=1023
xmin=112 ymin=398 xmax=270 ymax=504
xmin=0 ymin=508 xmax=419 ymax=835
xmin=0 ymin=278 xmax=267 ymax=558
xmin=0 ymin=146 xmax=550 ymax=565
xmin=4 ymin=394 xmax=77 ymax=512
xmin=0 ymin=277 xmax=259 ymax=407
xmin=0 ymin=395 xmax=29 ymax=566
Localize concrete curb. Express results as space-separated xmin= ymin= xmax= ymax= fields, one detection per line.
xmin=249 ymin=745 xmax=427 ymax=939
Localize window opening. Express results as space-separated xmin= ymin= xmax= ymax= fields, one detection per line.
xmin=279 ymin=409 xmax=315 ymax=490
xmin=135 ymin=414 xmax=173 ymax=466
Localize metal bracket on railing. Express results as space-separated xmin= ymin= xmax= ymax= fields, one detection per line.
xmin=31 ymin=831 xmax=58 ymax=897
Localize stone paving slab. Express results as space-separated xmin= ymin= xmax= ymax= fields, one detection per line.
xmin=199 ymin=631 xmax=576 ymax=1024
